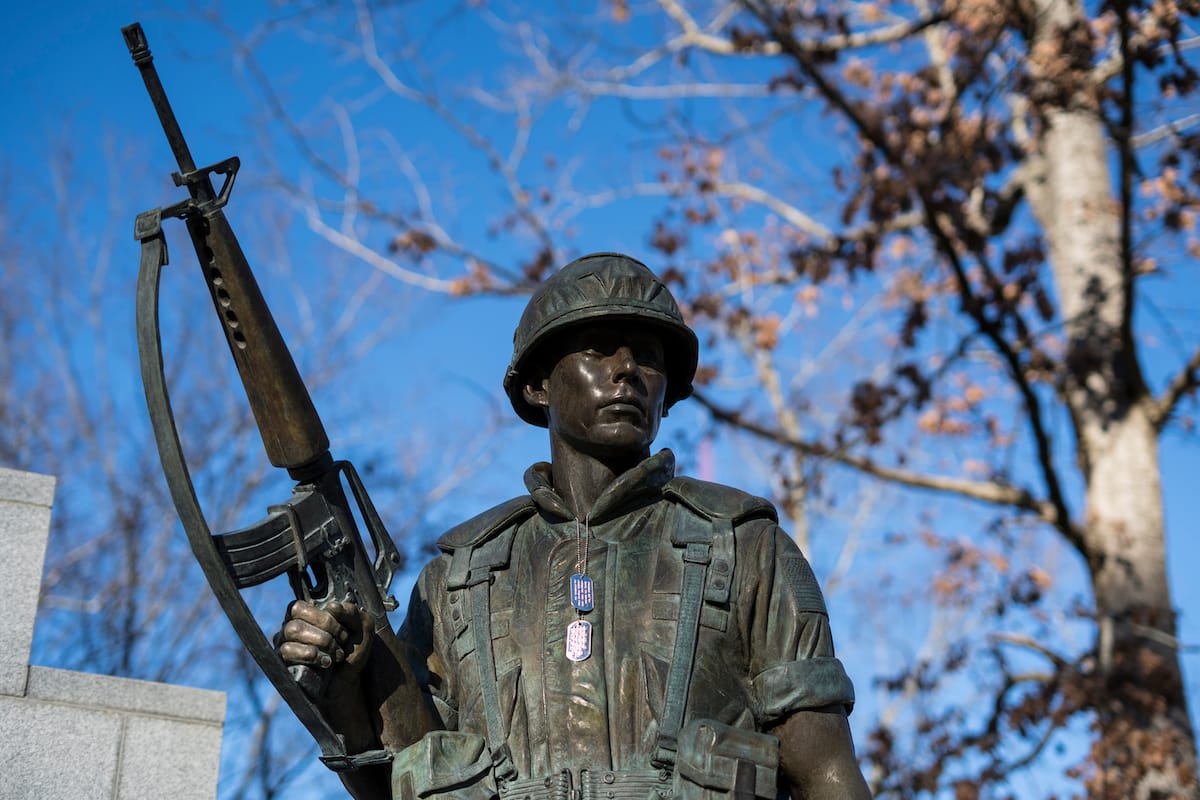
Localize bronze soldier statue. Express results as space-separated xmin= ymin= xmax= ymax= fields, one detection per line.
xmin=278 ymin=253 xmax=871 ymax=800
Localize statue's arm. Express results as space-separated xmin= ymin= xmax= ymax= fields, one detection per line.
xmin=739 ymin=522 xmax=870 ymax=797
xmin=371 ymin=616 xmax=441 ymax=752
xmin=277 ymin=566 xmax=446 ymax=800
xmin=277 ymin=599 xmax=393 ymax=799
xmin=772 ymin=707 xmax=872 ymax=799
xmin=328 ymin=624 xmax=440 ymax=800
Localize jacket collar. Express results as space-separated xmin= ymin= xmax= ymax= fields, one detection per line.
xmin=524 ymin=449 xmax=675 ymax=524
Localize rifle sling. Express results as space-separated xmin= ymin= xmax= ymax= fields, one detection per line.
xmin=135 ymin=209 xmax=389 ymax=771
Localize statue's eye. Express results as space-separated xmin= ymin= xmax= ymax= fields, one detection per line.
xmin=632 ymin=341 xmax=664 ymax=368
xmin=640 ymin=354 xmax=664 ymax=369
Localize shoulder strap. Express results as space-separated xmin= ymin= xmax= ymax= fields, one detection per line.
xmin=439 ymin=498 xmax=533 ymax=786
xmin=663 ymin=476 xmax=778 ymax=524
xmin=468 ymin=569 xmax=517 ymax=784
xmin=652 ymin=500 xmax=738 ymax=769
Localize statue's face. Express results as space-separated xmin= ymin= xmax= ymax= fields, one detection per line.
xmin=526 ymin=323 xmax=668 ymax=459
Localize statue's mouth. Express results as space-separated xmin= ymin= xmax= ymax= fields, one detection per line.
xmin=602 ymin=394 xmax=646 ymax=415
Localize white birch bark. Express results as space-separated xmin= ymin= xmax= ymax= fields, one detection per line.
xmin=1024 ymin=0 xmax=1197 ymax=792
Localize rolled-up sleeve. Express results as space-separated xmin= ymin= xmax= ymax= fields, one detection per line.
xmin=741 ymin=522 xmax=855 ymax=727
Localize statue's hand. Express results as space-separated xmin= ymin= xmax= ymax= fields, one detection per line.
xmin=277 ymin=599 xmax=374 ymax=682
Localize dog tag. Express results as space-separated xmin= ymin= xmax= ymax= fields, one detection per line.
xmin=569 ymin=573 xmax=594 ymax=612
xmin=565 ymin=619 xmax=592 ymax=662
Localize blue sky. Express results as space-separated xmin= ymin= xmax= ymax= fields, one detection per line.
xmin=4 ymin=1 xmax=1199 ymax=797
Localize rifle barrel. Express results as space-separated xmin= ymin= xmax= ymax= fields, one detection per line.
xmin=125 ymin=22 xmax=330 ymax=471
xmin=122 ymin=23 xmax=208 ymax=197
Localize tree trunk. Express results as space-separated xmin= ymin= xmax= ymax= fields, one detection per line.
xmin=1025 ymin=0 xmax=1198 ymax=793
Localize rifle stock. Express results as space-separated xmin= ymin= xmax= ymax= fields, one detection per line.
xmin=123 ymin=22 xmax=328 ymax=471
xmin=185 ymin=211 xmax=331 ymax=470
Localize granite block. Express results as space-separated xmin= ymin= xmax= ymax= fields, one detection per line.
xmin=117 ymin=715 xmax=224 ymax=800
xmin=26 ymin=666 xmax=226 ymax=724
xmin=0 ymin=467 xmax=56 ymax=507
xmin=0 ymin=468 xmax=225 ymax=797
xmin=0 ymin=694 xmax=121 ymax=799
xmin=0 ymin=469 xmax=55 ymax=697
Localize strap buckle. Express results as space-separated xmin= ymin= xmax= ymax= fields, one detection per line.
xmin=683 ymin=541 xmax=711 ymax=565
xmin=491 ymin=743 xmax=517 ymax=783
xmin=319 ymin=748 xmax=394 ymax=772
xmin=651 ymin=739 xmax=677 ymax=770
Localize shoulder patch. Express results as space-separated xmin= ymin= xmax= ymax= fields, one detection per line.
xmin=663 ymin=476 xmax=778 ymax=523
xmin=780 ymin=555 xmax=828 ymax=615
xmin=436 ymin=496 xmax=536 ymax=553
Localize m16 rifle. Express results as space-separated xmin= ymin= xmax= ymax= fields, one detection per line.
xmin=123 ymin=22 xmax=404 ymax=772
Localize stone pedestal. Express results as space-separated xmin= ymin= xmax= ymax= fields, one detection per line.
xmin=0 ymin=467 xmax=225 ymax=799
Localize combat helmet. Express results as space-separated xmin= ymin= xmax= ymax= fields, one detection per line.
xmin=504 ymin=252 xmax=699 ymax=427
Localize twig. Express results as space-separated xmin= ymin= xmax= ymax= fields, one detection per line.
xmin=990 ymin=631 xmax=1071 ymax=668
xmin=1150 ymin=343 xmax=1200 ymax=430
xmin=1131 ymin=112 xmax=1200 ymax=148
xmin=741 ymin=0 xmax=1081 ymax=549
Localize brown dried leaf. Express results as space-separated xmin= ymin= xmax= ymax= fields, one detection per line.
xmin=753 ymin=314 xmax=782 ymax=349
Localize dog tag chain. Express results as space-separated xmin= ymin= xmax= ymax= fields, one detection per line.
xmin=566 ymin=516 xmax=593 ymax=662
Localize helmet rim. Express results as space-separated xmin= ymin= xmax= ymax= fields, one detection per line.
xmin=503 ymin=253 xmax=698 ymax=427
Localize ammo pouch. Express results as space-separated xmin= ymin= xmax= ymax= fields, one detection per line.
xmin=391 ymin=730 xmax=499 ymax=800
xmin=673 ymin=718 xmax=779 ymax=800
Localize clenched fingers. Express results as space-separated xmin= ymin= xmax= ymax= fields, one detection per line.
xmin=278 ymin=600 xmax=350 ymax=668
xmin=322 ymin=600 xmax=369 ymax=638
xmin=279 ymin=640 xmax=342 ymax=669
xmin=287 ymin=600 xmax=352 ymax=642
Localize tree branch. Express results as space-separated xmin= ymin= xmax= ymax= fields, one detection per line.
xmin=741 ymin=0 xmax=1080 ymax=547
xmin=712 ymin=180 xmax=835 ymax=240
xmin=1132 ymin=112 xmax=1200 ymax=148
xmin=555 ymin=178 xmax=922 ymax=246
xmin=1093 ymin=25 xmax=1200 ymax=86
xmin=656 ymin=0 xmax=946 ymax=60
xmin=692 ymin=391 xmax=1071 ymax=528
xmin=562 ymin=78 xmax=777 ymax=99
xmin=350 ymin=0 xmax=556 ymax=257
xmin=778 ymin=13 xmax=951 ymax=54
xmin=578 ymin=0 xmax=946 ymax=98
xmin=969 ymin=160 xmax=1034 ymax=237
xmin=1150 ymin=343 xmax=1200 ymax=430
xmin=300 ymin=203 xmax=461 ymax=293
xmin=990 ymin=632 xmax=1072 ymax=668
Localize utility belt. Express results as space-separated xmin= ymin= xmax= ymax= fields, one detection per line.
xmin=499 ymin=767 xmax=669 ymax=800
xmin=392 ymin=719 xmax=779 ymax=800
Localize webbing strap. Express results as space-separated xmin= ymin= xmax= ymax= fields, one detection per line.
xmin=469 ymin=572 xmax=516 ymax=783
xmin=653 ymin=507 xmax=713 ymax=769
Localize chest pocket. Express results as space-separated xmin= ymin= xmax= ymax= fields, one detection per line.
xmin=650 ymin=506 xmax=735 ymax=634
xmin=451 ymin=585 xmax=514 ymax=661
xmin=445 ymin=523 xmax=522 ymax=695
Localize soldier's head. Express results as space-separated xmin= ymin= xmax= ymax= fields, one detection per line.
xmin=504 ymin=253 xmax=698 ymax=452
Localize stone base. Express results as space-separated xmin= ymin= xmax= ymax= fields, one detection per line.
xmin=0 ymin=667 xmax=224 ymax=800
xmin=0 ymin=467 xmax=226 ymax=799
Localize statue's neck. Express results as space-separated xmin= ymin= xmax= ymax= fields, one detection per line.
xmin=548 ymin=436 xmax=647 ymax=521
